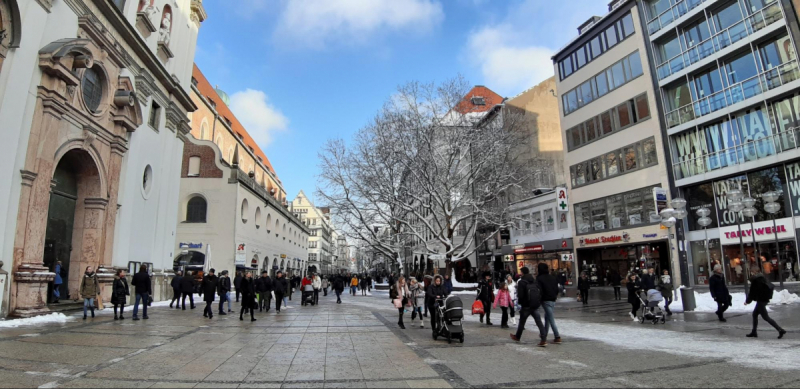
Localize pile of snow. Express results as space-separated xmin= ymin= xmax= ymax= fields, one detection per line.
xmin=0 ymin=313 xmax=74 ymax=328
xmin=450 ymin=270 xmax=477 ymax=288
xmin=667 ymin=289 xmax=800 ymax=313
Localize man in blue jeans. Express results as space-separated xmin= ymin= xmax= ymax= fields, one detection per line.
xmin=536 ymin=263 xmax=562 ymax=344
xmin=131 ymin=264 xmax=151 ymax=320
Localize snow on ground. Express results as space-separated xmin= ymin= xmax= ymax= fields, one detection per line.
xmin=667 ymin=290 xmax=800 ymax=313
xmin=557 ymin=318 xmax=800 ymax=371
xmin=450 ymin=270 xmax=477 ymax=288
xmin=0 ymin=313 xmax=74 ymax=328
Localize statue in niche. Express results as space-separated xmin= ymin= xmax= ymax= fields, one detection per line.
xmin=158 ymin=11 xmax=171 ymax=45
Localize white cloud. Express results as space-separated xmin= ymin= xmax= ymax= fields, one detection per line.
xmin=467 ymin=24 xmax=555 ymax=96
xmin=229 ymin=89 xmax=289 ymax=149
xmin=274 ymin=0 xmax=444 ymax=49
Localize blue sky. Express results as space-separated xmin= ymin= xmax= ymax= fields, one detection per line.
xmin=194 ymin=0 xmax=608 ymax=204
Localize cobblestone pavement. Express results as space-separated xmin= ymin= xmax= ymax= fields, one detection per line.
xmin=1 ymin=289 xmax=800 ymax=388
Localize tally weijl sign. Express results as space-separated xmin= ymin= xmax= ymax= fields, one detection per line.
xmin=719 ymin=217 xmax=794 ymax=245
xmin=787 ymin=162 xmax=800 ymax=215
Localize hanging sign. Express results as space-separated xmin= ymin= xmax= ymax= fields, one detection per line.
xmin=560 ymin=253 xmax=574 ymax=262
xmin=556 ymin=187 xmax=569 ymax=211
xmin=235 ymin=243 xmax=246 ymax=266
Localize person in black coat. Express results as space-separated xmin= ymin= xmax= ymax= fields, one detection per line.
xmin=510 ymin=267 xmax=546 ymax=345
xmin=709 ymin=264 xmax=730 ymax=322
xmin=537 ymin=263 xmax=561 ymax=343
xmin=130 ymin=264 xmax=151 ymax=320
xmin=557 ymin=271 xmax=568 ymax=297
xmin=332 ymin=274 xmax=345 ymax=304
xmin=256 ymin=271 xmax=273 ymax=312
xmin=273 ymin=271 xmax=289 ymax=313
xmin=170 ymin=271 xmax=183 ymax=309
xmin=608 ymin=271 xmax=622 ymax=300
xmin=641 ymin=268 xmax=657 ymax=291
xmin=201 ymin=269 xmax=218 ymax=319
xmin=111 ymin=269 xmax=130 ymax=320
xmin=239 ymin=272 xmax=257 ymax=322
xmin=234 ymin=272 xmax=243 ymax=302
xmin=626 ymin=273 xmax=642 ymax=320
xmin=577 ymin=273 xmax=590 ymax=305
xmin=476 ymin=271 xmax=495 ymax=325
xmin=180 ymin=271 xmax=197 ymax=310
xmin=425 ymin=275 xmax=447 ymax=333
xmin=217 ymin=270 xmax=232 ymax=315
xmin=746 ymin=271 xmax=785 ymax=338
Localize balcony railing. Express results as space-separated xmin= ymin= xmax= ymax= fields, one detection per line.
xmin=647 ymin=0 xmax=706 ymax=35
xmin=673 ymin=128 xmax=800 ymax=180
xmin=655 ymin=2 xmax=783 ymax=81
xmin=664 ymin=59 xmax=800 ymax=128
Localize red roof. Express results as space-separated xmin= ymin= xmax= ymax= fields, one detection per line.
xmin=191 ymin=64 xmax=279 ymax=179
xmin=453 ymin=85 xmax=504 ymax=114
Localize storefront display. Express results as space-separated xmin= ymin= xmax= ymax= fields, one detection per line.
xmin=577 ymin=239 xmax=668 ymax=286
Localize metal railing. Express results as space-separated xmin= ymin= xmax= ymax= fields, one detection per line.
xmin=664 ymin=59 xmax=799 ymax=129
xmin=655 ymin=2 xmax=783 ymax=81
xmin=647 ymin=0 xmax=706 ymax=35
xmin=672 ymin=128 xmax=800 ymax=180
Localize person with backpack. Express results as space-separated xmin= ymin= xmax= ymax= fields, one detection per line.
xmin=217 ymin=270 xmax=232 ymax=315
xmin=709 ymin=264 xmax=730 ymax=322
xmin=537 ymin=263 xmax=562 ymax=344
xmin=476 ymin=271 xmax=495 ymax=325
xmin=578 ymin=272 xmax=590 ymax=305
xmin=509 ymin=267 xmax=546 ymax=346
xmin=745 ymin=270 xmax=786 ymax=339
xmin=169 ymin=271 xmax=183 ymax=309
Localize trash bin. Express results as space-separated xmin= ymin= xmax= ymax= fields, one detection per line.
xmin=680 ymin=287 xmax=695 ymax=312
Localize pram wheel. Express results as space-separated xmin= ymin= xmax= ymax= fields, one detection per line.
xmin=432 ymin=333 xmax=437 ymax=340
xmin=459 ymin=335 xmax=464 ymax=343
xmin=447 ymin=334 xmax=452 ymax=344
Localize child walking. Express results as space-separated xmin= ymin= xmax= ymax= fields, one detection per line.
xmin=493 ymin=282 xmax=512 ymax=329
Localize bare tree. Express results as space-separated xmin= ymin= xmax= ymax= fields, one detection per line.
xmin=318 ymin=76 xmax=533 ymax=275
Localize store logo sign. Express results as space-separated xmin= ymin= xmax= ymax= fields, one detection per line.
xmin=583 ymin=235 xmax=624 ymax=245
xmin=514 ymin=245 xmax=543 ymax=254
xmin=642 ymin=233 xmax=658 ymax=238
xmin=724 ymin=224 xmax=788 ymax=239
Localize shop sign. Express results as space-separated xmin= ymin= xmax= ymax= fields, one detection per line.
xmin=719 ymin=218 xmax=794 ymax=245
xmin=235 ymin=243 xmax=246 ymax=266
xmin=642 ymin=233 xmax=658 ymax=238
xmin=579 ymin=231 xmax=630 ymax=246
xmin=251 ymin=258 xmax=258 ymax=268
xmin=560 ymin=253 xmax=574 ymax=262
xmin=280 ymin=254 xmax=287 ymax=258
xmin=503 ymin=255 xmax=515 ymax=262
xmin=786 ymin=162 xmax=800 ymax=215
xmin=556 ymin=187 xmax=568 ymax=211
xmin=179 ymin=242 xmax=202 ymax=249
xmin=561 ymin=240 xmax=568 ymax=248
xmin=512 ymin=244 xmax=524 ymax=250
xmin=514 ymin=245 xmax=543 ymax=253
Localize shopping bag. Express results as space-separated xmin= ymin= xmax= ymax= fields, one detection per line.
xmin=577 ymin=294 xmax=582 ymax=302
xmin=97 ymin=297 xmax=104 ymax=310
xmin=471 ymin=299 xmax=484 ymax=315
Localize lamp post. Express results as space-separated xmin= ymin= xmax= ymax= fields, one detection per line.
xmin=763 ymin=190 xmax=783 ymax=289
xmin=696 ymin=207 xmax=713 ymax=283
xmin=727 ymin=188 xmax=752 ymax=295
xmin=660 ymin=197 xmax=694 ymax=311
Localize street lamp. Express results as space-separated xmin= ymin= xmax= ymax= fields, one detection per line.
xmin=696 ymin=207 xmax=713 ymax=284
xmin=763 ymin=190 xmax=783 ymax=288
xmin=727 ymin=188 xmax=753 ymax=295
xmin=660 ymin=197 xmax=695 ymax=311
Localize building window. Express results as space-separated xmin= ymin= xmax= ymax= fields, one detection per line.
xmin=562 ymin=51 xmax=644 ymax=116
xmin=148 ymin=101 xmax=161 ymax=128
xmin=255 ymin=207 xmax=261 ymax=229
xmin=191 ymin=77 xmax=198 ymax=87
xmin=82 ymin=67 xmax=104 ymax=113
xmin=241 ymin=199 xmax=249 ymax=223
xmin=186 ymin=196 xmax=207 ymax=223
xmin=558 ymin=12 xmax=635 ymax=80
xmin=200 ymin=123 xmax=209 ymax=140
xmin=112 ymin=0 xmax=125 ymax=11
xmin=142 ymin=165 xmax=153 ymax=197
xmin=574 ymin=186 xmax=661 ymax=235
xmin=188 ymin=156 xmax=201 ymax=176
xmin=567 ymin=93 xmax=651 ymax=151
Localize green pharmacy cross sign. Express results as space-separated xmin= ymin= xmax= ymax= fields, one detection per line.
xmin=558 ymin=200 xmax=568 ymax=211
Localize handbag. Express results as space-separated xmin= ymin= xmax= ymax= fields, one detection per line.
xmin=471 ymin=299 xmax=484 ymax=315
xmin=393 ymin=298 xmax=402 ymax=309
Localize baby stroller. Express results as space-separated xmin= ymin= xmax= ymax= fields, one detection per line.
xmin=433 ymin=295 xmax=465 ymax=344
xmin=302 ymin=284 xmax=315 ymax=306
xmin=639 ymin=289 xmax=666 ymax=325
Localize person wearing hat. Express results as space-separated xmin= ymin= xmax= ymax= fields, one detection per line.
xmin=217 ymin=270 xmax=232 ymax=315
xmin=709 ymin=264 xmax=730 ymax=322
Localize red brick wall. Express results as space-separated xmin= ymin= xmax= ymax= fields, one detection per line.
xmin=181 ymin=141 xmax=224 ymax=178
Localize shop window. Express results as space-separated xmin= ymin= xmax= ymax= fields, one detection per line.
xmin=543 ymin=209 xmax=555 ymax=232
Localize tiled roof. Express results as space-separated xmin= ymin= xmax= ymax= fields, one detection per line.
xmin=191 ymin=64 xmax=279 ymax=180
xmin=453 ymin=85 xmax=504 ymax=114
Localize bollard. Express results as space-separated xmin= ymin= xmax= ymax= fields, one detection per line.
xmin=680 ymin=287 xmax=695 ymax=312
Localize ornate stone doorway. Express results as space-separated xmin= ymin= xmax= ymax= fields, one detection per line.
xmin=43 ymin=157 xmax=79 ymax=303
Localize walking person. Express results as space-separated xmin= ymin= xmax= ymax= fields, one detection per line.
xmin=557 ymin=271 xmax=568 ymax=297
xmin=170 ymin=271 xmax=183 ymax=309
xmin=180 ymin=271 xmax=196 ymax=310
xmin=234 ymin=271 xmax=243 ymax=302
xmin=350 ymin=274 xmax=359 ymax=296
xmin=53 ymin=261 xmax=64 ymax=303
xmin=510 ymin=267 xmax=546 ymax=347
xmin=537 ymin=263 xmax=562 ymax=344
xmin=425 ymin=275 xmax=447 ymax=333
xmin=709 ymin=264 xmax=731 ymax=322
xmin=313 ymin=273 xmax=322 ymax=305
xmin=367 ymin=274 xmax=372 ymax=292
xmin=274 ymin=271 xmax=288 ymax=313
xmin=131 ymin=264 xmax=151 ymax=321
xmin=578 ymin=272 xmax=590 ymax=305
xmin=79 ymin=266 xmax=100 ymax=320
xmin=111 ymin=269 xmax=129 ymax=320
xmin=360 ymin=274 xmax=368 ymax=296
xmin=408 ymin=277 xmax=425 ymax=328
xmin=493 ymin=282 xmax=512 ymax=329
xmin=745 ymin=270 xmax=786 ymax=339
xmin=217 ymin=270 xmax=232 ymax=315
xmin=505 ymin=274 xmax=517 ymax=326
xmin=239 ymin=272 xmax=257 ymax=321
xmin=477 ymin=271 xmax=495 ymax=325
xmin=201 ymin=269 xmax=218 ymax=319
xmin=609 ymin=270 xmax=622 ymax=301
xmin=627 ymin=273 xmax=642 ymax=320
xmin=333 ymin=274 xmax=345 ymax=304
xmin=257 ymin=271 xmax=273 ymax=312
xmin=641 ymin=267 xmax=657 ymax=292
xmin=658 ymin=269 xmax=673 ymax=316
xmin=391 ymin=276 xmax=410 ymax=329
xmin=321 ymin=276 xmax=329 ymax=296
